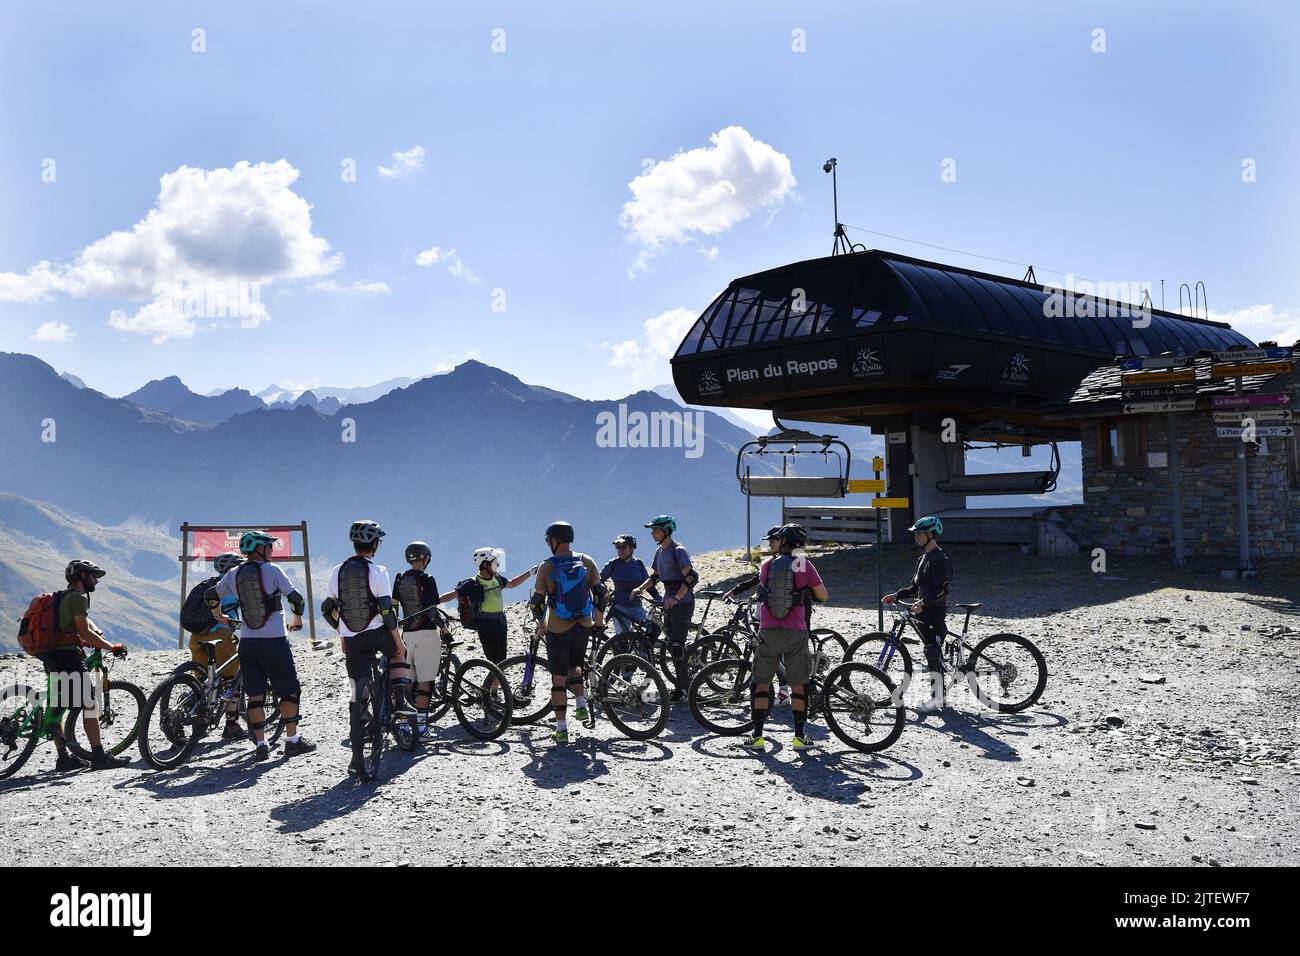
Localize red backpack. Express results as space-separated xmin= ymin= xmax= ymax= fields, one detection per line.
xmin=17 ymin=591 xmax=77 ymax=655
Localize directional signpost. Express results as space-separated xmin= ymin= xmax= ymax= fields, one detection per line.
xmin=1212 ymin=409 xmax=1293 ymax=424
xmin=1120 ymin=368 xmax=1196 ymax=386
xmin=1120 ymin=355 xmax=1194 ymax=371
xmin=1215 ymin=426 xmax=1294 ymax=439
xmin=1211 ymin=347 xmax=1293 ymax=363
xmin=1123 ymin=399 xmax=1196 ymax=415
xmin=1210 ymin=360 xmax=1292 ymax=379
xmin=1122 ymin=386 xmax=1194 ymax=402
xmin=1212 ymin=393 xmax=1292 ymax=410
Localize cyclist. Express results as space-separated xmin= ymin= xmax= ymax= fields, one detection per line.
xmin=600 ymin=533 xmax=654 ymax=635
xmin=723 ymin=526 xmax=793 ymax=705
xmin=39 ymin=560 xmax=129 ymax=771
xmin=630 ymin=515 xmax=696 ymax=702
xmin=182 ymin=551 xmax=245 ymax=740
xmin=528 ymin=521 xmax=607 ymax=744
xmin=325 ymin=520 xmax=414 ymax=779
xmin=208 ymin=531 xmax=314 ymax=760
xmin=463 ymin=547 xmax=536 ymax=670
xmin=743 ymin=524 xmax=827 ymax=751
xmin=882 ymin=515 xmax=953 ymax=713
xmin=392 ymin=541 xmax=451 ymax=739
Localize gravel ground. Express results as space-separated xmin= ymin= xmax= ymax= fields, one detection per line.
xmin=2 ymin=544 xmax=1296 ymax=867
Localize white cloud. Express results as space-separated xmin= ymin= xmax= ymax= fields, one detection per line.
xmin=620 ymin=126 xmax=796 ymax=270
xmin=378 ymin=145 xmax=426 ymax=179
xmin=0 ymin=160 xmax=340 ymax=343
xmin=31 ymin=320 xmax=76 ymax=343
xmin=314 ymin=279 xmax=391 ymax=295
xmin=415 ymin=245 xmax=481 ymax=285
xmin=1208 ymin=305 xmax=1300 ymax=349
xmin=604 ymin=307 xmax=699 ymax=382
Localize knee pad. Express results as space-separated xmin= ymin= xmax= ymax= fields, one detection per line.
xmin=791 ymin=691 xmax=808 ymax=709
xmin=281 ymin=693 xmax=300 ymax=706
xmin=246 ymin=695 xmax=266 ymax=708
xmin=566 ymin=674 xmax=584 ymax=689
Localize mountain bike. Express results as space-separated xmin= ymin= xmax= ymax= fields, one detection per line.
xmin=0 ymin=647 xmax=143 ymax=779
xmin=137 ymin=627 xmax=284 ymax=770
xmin=410 ymin=610 xmax=513 ymax=742
xmin=500 ymin=623 xmax=670 ymax=739
xmin=845 ymin=601 xmax=1047 ymax=712
xmin=687 ymin=637 xmax=905 ymax=752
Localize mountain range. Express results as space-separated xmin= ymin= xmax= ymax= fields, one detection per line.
xmin=0 ymin=352 xmax=781 ymax=595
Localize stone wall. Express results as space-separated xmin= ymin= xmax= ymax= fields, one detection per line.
xmin=1074 ymin=380 xmax=1299 ymax=561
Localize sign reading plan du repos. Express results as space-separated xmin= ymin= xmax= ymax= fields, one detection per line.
xmin=712 ymin=348 xmax=849 ymax=398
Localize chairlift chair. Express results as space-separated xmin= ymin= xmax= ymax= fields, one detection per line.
xmin=736 ymin=423 xmax=852 ymax=498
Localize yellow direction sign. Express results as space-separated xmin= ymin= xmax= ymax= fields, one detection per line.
xmin=871 ymin=456 xmax=885 ymax=473
xmin=848 ymin=479 xmax=886 ymax=493
xmin=1120 ymin=368 xmax=1196 ymax=386
xmin=1210 ymin=361 xmax=1292 ymax=379
xmin=872 ymin=497 xmax=910 ymax=509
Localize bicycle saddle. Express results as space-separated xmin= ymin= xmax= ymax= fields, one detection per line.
xmin=951 ymin=603 xmax=981 ymax=611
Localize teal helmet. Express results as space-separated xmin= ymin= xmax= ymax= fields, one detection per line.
xmin=908 ymin=515 xmax=943 ymax=536
xmin=239 ymin=530 xmax=278 ymax=555
xmin=644 ymin=515 xmax=677 ymax=535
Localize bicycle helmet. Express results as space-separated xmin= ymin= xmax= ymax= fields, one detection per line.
xmin=65 ymin=559 xmax=107 ymax=586
xmin=612 ymin=533 xmax=637 ymax=550
xmin=472 ymin=547 xmax=501 ymax=573
xmin=213 ymin=552 xmax=243 ymax=575
xmin=764 ymin=525 xmax=782 ymax=540
xmin=349 ymin=519 xmax=385 ymax=546
xmin=776 ymin=524 xmax=808 ymax=550
xmin=544 ymin=521 xmax=575 ymax=544
xmin=908 ymin=515 xmax=944 ymax=536
xmin=239 ymin=531 xmax=278 ymax=555
xmin=405 ymin=541 xmax=432 ymax=562
xmin=644 ymin=515 xmax=677 ymax=535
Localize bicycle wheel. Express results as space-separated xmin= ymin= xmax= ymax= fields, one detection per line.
xmin=599 ymin=653 xmax=669 ymax=740
xmin=962 ymin=634 xmax=1046 ymax=713
xmin=845 ymin=632 xmax=913 ymax=698
xmin=138 ymin=674 xmax=207 ymax=771
xmin=498 ymin=653 xmax=552 ymax=725
xmin=811 ymin=629 xmax=848 ymax=678
xmin=65 ymin=678 xmax=146 ymax=760
xmin=0 ymin=684 xmax=41 ymax=780
xmin=451 ymin=659 xmax=514 ymax=741
xmin=659 ymin=633 xmax=740 ymax=690
xmin=821 ymin=662 xmax=906 ymax=753
xmin=687 ymin=658 xmax=755 ymax=736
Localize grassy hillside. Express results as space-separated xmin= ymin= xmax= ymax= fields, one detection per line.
xmin=0 ymin=494 xmax=182 ymax=651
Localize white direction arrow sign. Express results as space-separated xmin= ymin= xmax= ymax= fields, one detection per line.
xmin=1216 ymin=425 xmax=1295 ymax=439
xmin=1123 ymin=399 xmax=1196 ymax=415
xmin=1212 ymin=410 xmax=1293 ymax=424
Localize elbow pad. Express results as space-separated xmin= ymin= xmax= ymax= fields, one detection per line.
xmin=205 ymin=588 xmax=221 ymax=610
xmin=683 ymin=569 xmax=699 ymax=590
xmin=377 ymin=596 xmax=399 ymax=630
xmin=286 ymin=591 xmax=305 ymax=616
xmin=591 ymin=582 xmax=608 ymax=612
xmin=321 ymin=597 xmax=341 ymax=631
xmin=528 ymin=592 xmax=547 ymax=624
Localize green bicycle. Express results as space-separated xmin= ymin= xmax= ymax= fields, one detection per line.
xmin=0 ymin=647 xmax=145 ymax=779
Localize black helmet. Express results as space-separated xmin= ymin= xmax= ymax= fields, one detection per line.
xmin=776 ymin=524 xmax=808 ymax=550
xmin=349 ymin=519 xmax=385 ymax=546
xmin=65 ymin=559 xmax=107 ymax=590
xmin=213 ymin=552 xmax=243 ymax=575
xmin=764 ymin=526 xmax=782 ymax=540
xmin=544 ymin=521 xmax=575 ymax=544
xmin=613 ymin=533 xmax=637 ymax=550
xmin=405 ymin=541 xmax=432 ymax=562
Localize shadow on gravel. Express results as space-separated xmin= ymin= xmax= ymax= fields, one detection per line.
xmin=1236 ymin=595 xmax=1300 ymax=616
xmin=270 ymin=777 xmax=388 ymax=834
xmin=904 ymin=707 xmax=1068 ymax=762
xmin=122 ymin=748 xmax=285 ymax=798
xmin=520 ymin=734 xmax=612 ymax=790
xmin=689 ymin=734 xmax=921 ymax=798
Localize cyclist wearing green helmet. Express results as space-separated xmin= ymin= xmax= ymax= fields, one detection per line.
xmin=631 ymin=515 xmax=697 ymax=702
xmin=882 ymin=515 xmax=953 ymax=712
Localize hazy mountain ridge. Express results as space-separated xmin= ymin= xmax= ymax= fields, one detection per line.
xmin=0 ymin=494 xmax=180 ymax=651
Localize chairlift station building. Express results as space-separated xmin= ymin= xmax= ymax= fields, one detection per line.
xmin=672 ymin=250 xmax=1300 ymax=566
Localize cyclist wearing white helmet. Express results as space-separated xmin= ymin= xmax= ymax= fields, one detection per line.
xmin=882 ymin=515 xmax=953 ymax=712
xmin=462 ymin=547 xmax=537 ymax=668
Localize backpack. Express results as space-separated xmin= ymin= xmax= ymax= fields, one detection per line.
xmin=180 ymin=576 xmax=220 ymax=635
xmin=17 ymin=591 xmax=76 ymax=655
xmin=548 ymin=553 xmax=593 ymax=622
xmin=455 ymin=577 xmax=485 ymax=631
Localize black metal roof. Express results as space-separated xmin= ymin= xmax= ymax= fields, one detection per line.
xmin=673 ymin=250 xmax=1254 ymax=360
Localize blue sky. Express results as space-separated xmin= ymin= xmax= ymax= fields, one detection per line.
xmin=2 ymin=0 xmax=1297 ymax=422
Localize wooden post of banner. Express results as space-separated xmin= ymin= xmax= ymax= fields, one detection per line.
xmin=300 ymin=520 xmax=317 ymax=642
xmin=178 ymin=522 xmax=191 ymax=648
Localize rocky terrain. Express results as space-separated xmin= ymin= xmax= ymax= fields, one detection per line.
xmin=2 ymin=543 xmax=1296 ymax=867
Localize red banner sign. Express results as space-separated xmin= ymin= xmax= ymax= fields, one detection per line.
xmin=191 ymin=528 xmax=294 ymax=562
